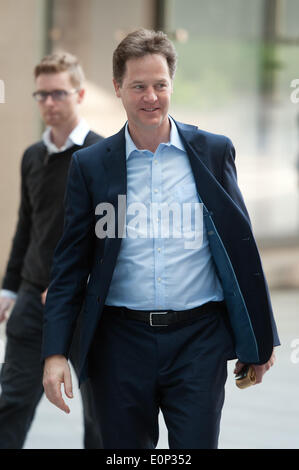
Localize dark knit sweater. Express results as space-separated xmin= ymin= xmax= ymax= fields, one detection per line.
xmin=2 ymin=131 xmax=103 ymax=293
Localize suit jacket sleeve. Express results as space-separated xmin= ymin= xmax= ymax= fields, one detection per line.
xmin=42 ymin=153 xmax=95 ymax=359
xmin=2 ymin=151 xmax=32 ymax=292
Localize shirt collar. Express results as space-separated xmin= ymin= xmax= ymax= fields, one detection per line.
xmin=125 ymin=116 xmax=185 ymax=160
xmin=42 ymin=118 xmax=90 ymax=155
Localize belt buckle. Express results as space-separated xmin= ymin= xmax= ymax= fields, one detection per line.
xmin=150 ymin=311 xmax=168 ymax=326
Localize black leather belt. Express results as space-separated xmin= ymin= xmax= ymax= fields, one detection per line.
xmin=104 ymin=301 xmax=226 ymax=326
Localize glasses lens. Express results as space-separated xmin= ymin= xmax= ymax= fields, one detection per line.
xmin=33 ymin=92 xmax=46 ymax=101
xmin=52 ymin=90 xmax=68 ymax=101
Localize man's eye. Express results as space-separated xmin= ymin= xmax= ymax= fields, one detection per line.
xmin=53 ymin=90 xmax=66 ymax=99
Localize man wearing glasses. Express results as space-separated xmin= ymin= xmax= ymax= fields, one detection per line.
xmin=0 ymin=52 xmax=103 ymax=448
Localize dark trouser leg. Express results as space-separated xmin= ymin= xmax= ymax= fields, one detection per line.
xmin=0 ymin=291 xmax=44 ymax=449
xmin=88 ymin=304 xmax=235 ymax=449
xmin=0 ymin=288 xmax=102 ymax=449
xmin=88 ymin=311 xmax=160 ymax=449
xmin=159 ymin=309 xmax=233 ymax=449
xmin=69 ymin=318 xmax=103 ymax=449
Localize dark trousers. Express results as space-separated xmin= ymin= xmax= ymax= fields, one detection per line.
xmin=0 ymin=287 xmax=102 ymax=449
xmin=88 ymin=303 xmax=235 ymax=449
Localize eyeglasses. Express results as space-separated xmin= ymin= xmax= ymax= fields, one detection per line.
xmin=32 ymin=89 xmax=79 ymax=102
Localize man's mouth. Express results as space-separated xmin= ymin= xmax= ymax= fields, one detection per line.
xmin=141 ymin=107 xmax=159 ymax=112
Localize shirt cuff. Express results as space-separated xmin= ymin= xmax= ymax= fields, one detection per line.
xmin=0 ymin=289 xmax=18 ymax=300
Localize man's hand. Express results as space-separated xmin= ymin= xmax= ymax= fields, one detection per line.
xmin=0 ymin=296 xmax=15 ymax=323
xmin=234 ymin=349 xmax=276 ymax=384
xmin=43 ymin=354 xmax=73 ymax=413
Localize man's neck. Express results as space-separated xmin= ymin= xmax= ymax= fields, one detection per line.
xmin=50 ymin=117 xmax=80 ymax=149
xmin=128 ymin=118 xmax=171 ymax=153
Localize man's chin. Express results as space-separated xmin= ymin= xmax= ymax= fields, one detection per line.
xmin=43 ymin=115 xmax=61 ymax=126
xmin=139 ymin=113 xmax=168 ymax=129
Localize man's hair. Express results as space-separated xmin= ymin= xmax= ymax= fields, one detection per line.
xmin=113 ymin=28 xmax=177 ymax=85
xmin=34 ymin=52 xmax=85 ymax=88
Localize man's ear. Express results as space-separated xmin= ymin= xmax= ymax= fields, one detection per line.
xmin=113 ymin=78 xmax=121 ymax=98
xmin=77 ymin=88 xmax=85 ymax=104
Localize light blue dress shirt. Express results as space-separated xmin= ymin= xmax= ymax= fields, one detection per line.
xmin=105 ymin=117 xmax=224 ymax=310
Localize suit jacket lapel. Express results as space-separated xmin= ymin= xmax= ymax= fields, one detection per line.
xmin=103 ymin=125 xmax=127 ymax=203
xmin=176 ymin=120 xmax=247 ymax=228
xmin=102 ymin=126 xmax=127 ymax=260
xmin=175 ymin=121 xmax=223 ymax=210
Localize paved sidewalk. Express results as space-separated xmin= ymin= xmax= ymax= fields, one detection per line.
xmin=13 ymin=288 xmax=298 ymax=449
xmin=219 ymin=288 xmax=299 ymax=449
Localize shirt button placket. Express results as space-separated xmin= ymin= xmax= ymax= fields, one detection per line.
xmin=152 ymin=150 xmax=164 ymax=309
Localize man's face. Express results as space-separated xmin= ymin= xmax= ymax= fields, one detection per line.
xmin=113 ymin=54 xmax=173 ymax=134
xmin=34 ymin=71 xmax=84 ymax=127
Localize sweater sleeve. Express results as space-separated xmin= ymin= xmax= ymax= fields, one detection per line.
xmin=2 ymin=151 xmax=32 ymax=292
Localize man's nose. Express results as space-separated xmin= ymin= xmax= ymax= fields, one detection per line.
xmin=43 ymin=94 xmax=55 ymax=105
xmin=143 ymin=87 xmax=158 ymax=102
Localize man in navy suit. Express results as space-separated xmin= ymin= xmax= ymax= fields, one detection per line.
xmin=42 ymin=29 xmax=279 ymax=449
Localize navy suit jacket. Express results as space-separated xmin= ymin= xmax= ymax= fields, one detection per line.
xmin=42 ymin=119 xmax=280 ymax=385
